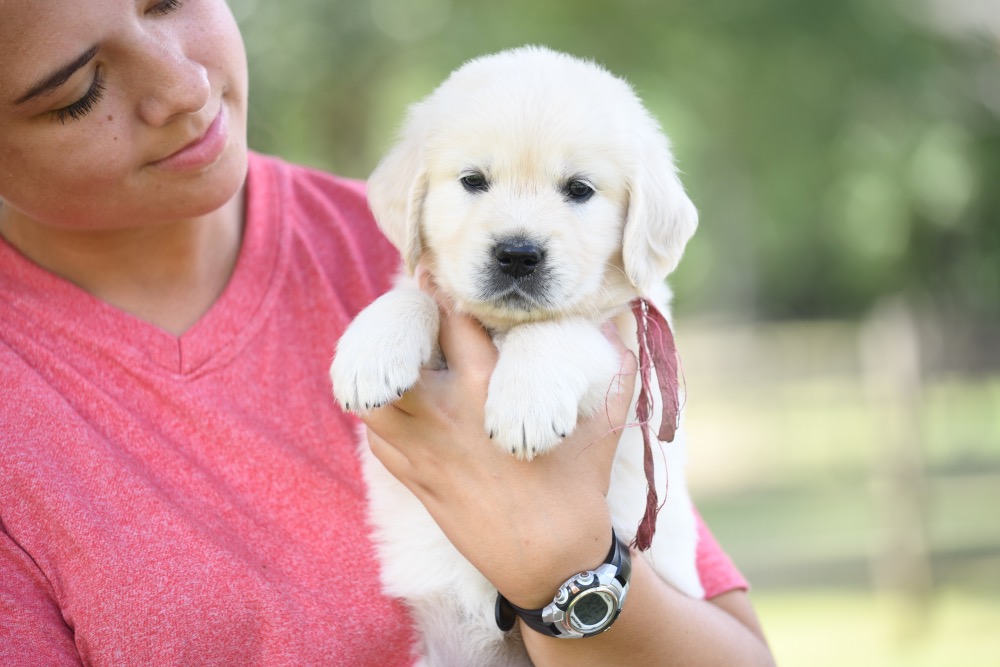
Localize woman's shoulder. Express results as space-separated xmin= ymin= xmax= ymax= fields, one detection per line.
xmin=248 ymin=152 xmax=370 ymax=227
xmin=246 ymin=151 xmax=401 ymax=305
xmin=249 ymin=151 xmax=392 ymax=244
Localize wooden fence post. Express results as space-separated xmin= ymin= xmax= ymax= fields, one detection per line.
xmin=859 ymin=296 xmax=934 ymax=642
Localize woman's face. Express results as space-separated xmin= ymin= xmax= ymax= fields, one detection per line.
xmin=0 ymin=0 xmax=248 ymax=230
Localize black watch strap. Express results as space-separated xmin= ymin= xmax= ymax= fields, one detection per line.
xmin=495 ymin=531 xmax=631 ymax=638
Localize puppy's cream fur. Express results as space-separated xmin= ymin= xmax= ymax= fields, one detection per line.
xmin=331 ymin=46 xmax=702 ymax=666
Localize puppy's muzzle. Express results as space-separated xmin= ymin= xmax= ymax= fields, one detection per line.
xmin=493 ymin=240 xmax=545 ymax=278
xmin=477 ymin=236 xmax=552 ymax=312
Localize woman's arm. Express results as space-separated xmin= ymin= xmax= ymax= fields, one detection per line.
xmin=522 ymin=559 xmax=774 ymax=666
xmin=360 ymin=303 xmax=774 ymax=666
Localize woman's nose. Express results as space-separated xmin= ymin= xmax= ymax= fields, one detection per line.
xmin=135 ymin=37 xmax=211 ymax=126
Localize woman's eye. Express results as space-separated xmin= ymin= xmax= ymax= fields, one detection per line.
xmin=150 ymin=0 xmax=184 ymax=15
xmin=50 ymin=70 xmax=106 ymax=124
xmin=461 ymin=173 xmax=489 ymax=193
xmin=565 ymin=179 xmax=595 ymax=202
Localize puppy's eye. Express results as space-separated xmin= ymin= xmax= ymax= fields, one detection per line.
xmin=461 ymin=172 xmax=489 ymax=193
xmin=565 ymin=179 xmax=595 ymax=202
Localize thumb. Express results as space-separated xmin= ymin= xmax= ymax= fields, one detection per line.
xmin=417 ymin=272 xmax=497 ymax=376
xmin=437 ymin=305 xmax=498 ymax=377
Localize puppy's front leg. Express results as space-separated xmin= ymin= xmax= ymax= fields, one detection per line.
xmin=330 ymin=284 xmax=440 ymax=413
xmin=485 ymin=319 xmax=621 ymax=460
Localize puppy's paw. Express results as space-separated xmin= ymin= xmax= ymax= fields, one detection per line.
xmin=484 ymin=361 xmax=581 ymax=461
xmin=331 ymin=335 xmax=424 ymax=413
xmin=330 ymin=289 xmax=439 ymax=413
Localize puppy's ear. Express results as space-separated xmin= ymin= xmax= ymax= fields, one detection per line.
xmin=367 ymin=128 xmax=427 ymax=275
xmin=621 ymin=130 xmax=698 ymax=293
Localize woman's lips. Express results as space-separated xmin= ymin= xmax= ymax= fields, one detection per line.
xmin=152 ymin=106 xmax=228 ymax=172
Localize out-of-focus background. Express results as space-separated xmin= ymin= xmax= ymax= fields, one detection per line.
xmin=230 ymin=0 xmax=999 ymax=664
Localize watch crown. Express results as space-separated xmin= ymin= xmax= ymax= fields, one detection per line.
xmin=576 ymin=572 xmax=595 ymax=586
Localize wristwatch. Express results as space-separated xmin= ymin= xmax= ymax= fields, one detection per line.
xmin=494 ymin=530 xmax=631 ymax=639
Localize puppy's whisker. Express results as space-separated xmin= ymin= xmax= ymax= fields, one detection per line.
xmin=586 ymin=297 xmax=603 ymax=321
xmin=608 ymin=264 xmax=630 ymax=280
xmin=585 ymin=283 xmax=615 ymax=321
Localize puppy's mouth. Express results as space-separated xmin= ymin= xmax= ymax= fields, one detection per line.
xmin=473 ymin=236 xmax=556 ymax=315
xmin=479 ymin=281 xmax=551 ymax=312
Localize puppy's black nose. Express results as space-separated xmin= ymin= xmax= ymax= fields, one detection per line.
xmin=494 ymin=241 xmax=544 ymax=278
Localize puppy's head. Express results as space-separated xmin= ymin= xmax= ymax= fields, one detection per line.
xmin=368 ymin=46 xmax=697 ymax=328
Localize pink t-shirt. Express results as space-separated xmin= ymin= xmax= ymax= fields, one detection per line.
xmin=0 ymin=152 xmax=745 ymax=666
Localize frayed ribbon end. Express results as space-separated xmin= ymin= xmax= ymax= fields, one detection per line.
xmin=629 ymin=298 xmax=681 ymax=551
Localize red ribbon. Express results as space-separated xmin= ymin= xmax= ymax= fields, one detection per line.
xmin=629 ymin=298 xmax=681 ymax=551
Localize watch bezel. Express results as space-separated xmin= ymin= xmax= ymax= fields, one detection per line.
xmin=494 ymin=530 xmax=631 ymax=639
xmin=565 ymin=584 xmax=622 ymax=633
xmin=542 ymin=562 xmax=628 ymax=637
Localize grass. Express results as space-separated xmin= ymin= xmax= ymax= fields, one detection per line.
xmin=670 ymin=319 xmax=1000 ymax=666
xmin=753 ymin=588 xmax=1000 ymax=667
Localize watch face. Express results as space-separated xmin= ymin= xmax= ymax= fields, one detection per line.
xmin=567 ymin=587 xmax=619 ymax=634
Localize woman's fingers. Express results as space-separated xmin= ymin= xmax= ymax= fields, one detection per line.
xmin=417 ymin=270 xmax=497 ymax=379
xmin=365 ymin=426 xmax=411 ymax=477
xmin=548 ymin=342 xmax=637 ymax=495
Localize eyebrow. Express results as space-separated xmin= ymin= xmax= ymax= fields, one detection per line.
xmin=14 ymin=45 xmax=99 ymax=105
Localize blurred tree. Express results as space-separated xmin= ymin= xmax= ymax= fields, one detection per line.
xmin=232 ymin=0 xmax=999 ymax=327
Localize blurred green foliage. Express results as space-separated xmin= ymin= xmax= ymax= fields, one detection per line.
xmin=232 ymin=0 xmax=999 ymax=324
xmin=229 ymin=4 xmax=1000 ymax=660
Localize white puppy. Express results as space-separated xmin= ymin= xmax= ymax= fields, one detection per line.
xmin=331 ymin=46 xmax=702 ymax=666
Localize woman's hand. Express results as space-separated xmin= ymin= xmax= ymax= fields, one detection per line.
xmin=358 ymin=298 xmax=637 ymax=609
xmin=357 ymin=288 xmax=776 ymax=667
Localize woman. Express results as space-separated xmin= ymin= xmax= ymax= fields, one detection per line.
xmin=0 ymin=0 xmax=774 ymax=664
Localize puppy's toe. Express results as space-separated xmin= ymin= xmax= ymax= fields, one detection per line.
xmin=485 ymin=387 xmax=579 ymax=461
xmin=330 ymin=326 xmax=432 ymax=415
xmin=329 ymin=286 xmax=440 ymax=414
xmin=332 ymin=352 xmax=422 ymax=415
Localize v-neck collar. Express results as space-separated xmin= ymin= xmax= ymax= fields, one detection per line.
xmin=0 ymin=152 xmax=287 ymax=377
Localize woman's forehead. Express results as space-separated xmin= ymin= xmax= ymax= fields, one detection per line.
xmin=0 ymin=0 xmax=112 ymax=102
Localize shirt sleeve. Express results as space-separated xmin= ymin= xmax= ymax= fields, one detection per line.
xmin=693 ymin=508 xmax=750 ymax=599
xmin=0 ymin=530 xmax=83 ymax=667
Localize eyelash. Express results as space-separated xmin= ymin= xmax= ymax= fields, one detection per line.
xmin=150 ymin=0 xmax=184 ymax=15
xmin=47 ymin=1 xmax=185 ymax=124
xmin=50 ymin=69 xmax=106 ymax=124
